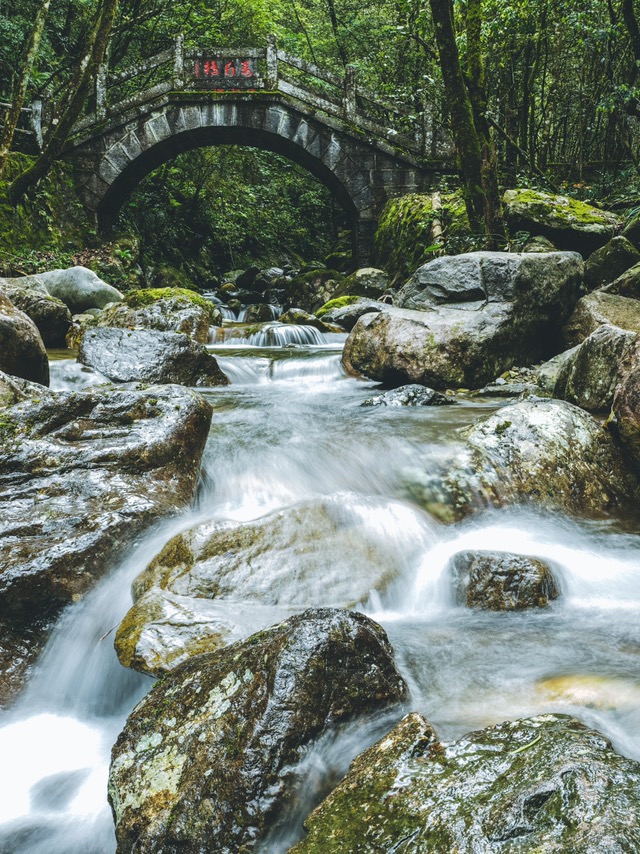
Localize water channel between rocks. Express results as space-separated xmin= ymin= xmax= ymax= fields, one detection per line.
xmin=2 ymin=337 xmax=640 ymax=853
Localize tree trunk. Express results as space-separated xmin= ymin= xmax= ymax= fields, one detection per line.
xmin=9 ymin=0 xmax=119 ymax=204
xmin=0 ymin=0 xmax=51 ymax=176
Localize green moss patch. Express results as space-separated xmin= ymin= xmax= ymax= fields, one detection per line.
xmin=315 ymin=295 xmax=360 ymax=317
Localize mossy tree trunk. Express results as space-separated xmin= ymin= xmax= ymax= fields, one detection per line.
xmin=429 ymin=0 xmax=505 ymax=245
xmin=8 ymin=0 xmax=119 ymax=204
xmin=0 ymin=0 xmax=51 ymax=177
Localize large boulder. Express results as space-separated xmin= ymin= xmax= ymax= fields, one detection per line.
xmin=0 ymin=378 xmax=212 ymax=705
xmin=343 ymin=252 xmax=583 ymax=390
xmin=97 ymin=288 xmax=221 ymax=344
xmin=315 ymin=297 xmax=386 ymax=331
xmin=563 ymin=290 xmax=640 ymax=347
xmin=0 ymin=293 xmax=49 ymax=385
xmin=612 ymin=339 xmax=640 ymax=470
xmin=0 ymin=285 xmax=72 ymax=347
xmin=503 ymin=189 xmax=620 ymax=255
xmin=584 ymin=236 xmax=640 ymax=291
xmin=450 ymin=551 xmax=560 ymax=610
xmin=403 ymin=399 xmax=638 ymax=522
xmin=601 ymin=260 xmax=640 ymax=298
xmin=115 ymin=495 xmax=415 ymax=676
xmin=283 ymin=269 xmax=344 ymax=313
xmin=3 ymin=267 xmax=123 ymax=314
xmin=108 ymin=609 xmax=408 ymax=853
xmin=330 ymin=267 xmax=390 ymax=300
xmin=292 ymin=712 xmax=640 ymax=852
xmin=554 ymin=324 xmax=637 ymax=411
xmin=78 ymin=328 xmax=229 ymax=386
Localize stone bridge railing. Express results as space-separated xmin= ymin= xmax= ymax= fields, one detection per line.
xmin=71 ymin=35 xmax=433 ymax=158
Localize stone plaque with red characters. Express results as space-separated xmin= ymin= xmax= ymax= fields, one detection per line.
xmin=193 ymin=56 xmax=258 ymax=88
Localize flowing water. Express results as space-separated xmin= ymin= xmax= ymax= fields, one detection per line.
xmin=2 ymin=334 xmax=640 ymax=852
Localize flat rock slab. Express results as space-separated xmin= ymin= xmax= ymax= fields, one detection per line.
xmin=78 ymin=327 xmax=229 ymax=386
xmin=292 ymin=712 xmax=640 ymax=852
xmin=0 ymin=377 xmax=212 ymax=705
xmin=108 ymin=609 xmax=408 ymax=853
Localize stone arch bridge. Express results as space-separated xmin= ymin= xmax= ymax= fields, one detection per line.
xmin=63 ymin=36 xmax=452 ymax=262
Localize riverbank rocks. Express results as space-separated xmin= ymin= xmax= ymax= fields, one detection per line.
xmin=0 ymin=293 xmax=49 ymax=385
xmin=2 ymin=266 xmax=123 ymax=314
xmin=115 ymin=495 xmax=416 ymax=675
xmin=78 ymin=328 xmax=229 ymax=386
xmin=283 ymin=268 xmax=344 ymax=313
xmin=403 ymin=399 xmax=638 ymax=522
xmin=0 ymin=379 xmax=212 ymax=705
xmin=450 ymin=551 xmax=559 ymax=610
xmin=343 ymin=252 xmax=582 ymax=390
xmin=316 ymin=297 xmax=386 ymax=331
xmin=612 ymin=339 xmax=640 ymax=470
xmin=291 ymin=712 xmax=640 ymax=852
xmin=0 ymin=284 xmax=72 ymax=347
xmin=503 ymin=189 xmax=620 ymax=255
xmin=602 ymin=260 xmax=640 ymax=298
xmin=278 ymin=307 xmax=340 ymax=332
xmin=97 ymin=287 xmax=221 ymax=343
xmin=108 ymin=609 xmax=408 ymax=853
xmin=564 ymin=290 xmax=640 ymax=346
xmin=330 ymin=267 xmax=389 ymax=300
xmin=362 ymin=385 xmax=454 ymax=407
xmin=584 ymin=236 xmax=640 ymax=290
xmin=553 ymin=324 xmax=637 ymax=411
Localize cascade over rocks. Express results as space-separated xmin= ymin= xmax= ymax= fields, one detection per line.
xmin=291 ymin=712 xmax=640 ymax=852
xmin=115 ymin=494 xmax=414 ymax=676
xmin=0 ymin=293 xmax=49 ymax=386
xmin=343 ymin=251 xmax=582 ymax=390
xmin=97 ymin=288 xmax=221 ymax=343
xmin=108 ymin=609 xmax=408 ymax=853
xmin=553 ymin=324 xmax=637 ymax=411
xmin=0 ymin=377 xmax=212 ymax=705
xmin=78 ymin=328 xmax=229 ymax=386
xmin=2 ymin=267 xmax=123 ymax=314
xmin=503 ymin=189 xmax=620 ymax=255
xmin=0 ymin=284 xmax=72 ymax=347
xmin=564 ymin=290 xmax=640 ymax=346
xmin=403 ymin=399 xmax=638 ymax=522
xmin=450 ymin=551 xmax=560 ymax=610
xmin=584 ymin=236 xmax=640 ymax=291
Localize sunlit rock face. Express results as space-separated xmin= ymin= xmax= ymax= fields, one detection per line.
xmin=108 ymin=609 xmax=408 ymax=853
xmin=292 ymin=712 xmax=640 ymax=852
xmin=0 ymin=377 xmax=212 ymax=705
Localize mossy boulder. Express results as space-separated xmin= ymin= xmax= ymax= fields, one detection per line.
xmin=78 ymin=328 xmax=229 ymax=387
xmin=108 ymin=609 xmax=408 ymax=853
xmin=563 ymin=290 xmax=640 ymax=347
xmin=503 ymin=189 xmax=620 ymax=256
xmin=329 ymin=268 xmax=389 ymax=301
xmin=0 ymin=293 xmax=49 ymax=385
xmin=0 ymin=378 xmax=212 ymax=705
xmin=450 ymin=551 xmax=559 ymax=610
xmin=279 ymin=307 xmax=340 ymax=332
xmin=402 ymin=399 xmax=638 ymax=522
xmin=344 ymin=252 xmax=583 ymax=390
xmin=315 ymin=296 xmax=386 ymax=331
xmin=97 ymin=287 xmax=221 ymax=344
xmin=292 ymin=712 xmax=640 ymax=852
xmin=584 ymin=236 xmax=640 ymax=291
xmin=283 ymin=269 xmax=344 ymax=314
xmin=601 ymin=260 xmax=640 ymax=299
xmin=0 ymin=284 xmax=72 ymax=347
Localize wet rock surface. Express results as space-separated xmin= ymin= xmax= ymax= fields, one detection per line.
xmin=584 ymin=235 xmax=640 ymax=290
xmin=315 ymin=297 xmax=386 ymax=330
xmin=612 ymin=339 xmax=640 ymax=470
xmin=292 ymin=712 xmax=640 ymax=852
xmin=450 ymin=551 xmax=560 ymax=610
xmin=0 ymin=378 xmax=212 ymax=705
xmin=78 ymin=327 xmax=229 ymax=386
xmin=0 ymin=284 xmax=72 ymax=347
xmin=108 ymin=609 xmax=408 ymax=853
xmin=3 ymin=266 xmax=123 ymax=314
xmin=330 ymin=267 xmax=389 ymax=300
xmin=115 ymin=495 xmax=413 ymax=675
xmin=563 ymin=290 xmax=640 ymax=346
xmin=343 ymin=252 xmax=582 ymax=389
xmin=403 ymin=399 xmax=638 ymax=522
xmin=0 ymin=293 xmax=49 ymax=386
xmin=362 ymin=385 xmax=455 ymax=407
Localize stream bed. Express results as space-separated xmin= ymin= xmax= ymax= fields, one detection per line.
xmin=2 ymin=339 xmax=640 ymax=852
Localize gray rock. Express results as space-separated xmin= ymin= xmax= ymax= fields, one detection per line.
xmin=536 ymin=347 xmax=580 ymax=393
xmin=108 ymin=609 xmax=408 ymax=853
xmin=0 ymin=379 xmax=212 ymax=705
xmin=235 ymin=264 xmax=261 ymax=289
xmin=283 ymin=269 xmax=344 ymax=314
xmin=316 ymin=298 xmax=387 ymax=331
xmin=0 ymin=285 xmax=72 ymax=348
xmin=555 ymin=324 xmax=637 ymax=411
xmin=601 ymin=260 xmax=640 ymax=299
xmin=98 ymin=291 xmax=221 ymax=344
xmin=612 ymin=339 xmax=640 ymax=470
xmin=78 ymin=328 xmax=229 ymax=386
xmin=278 ymin=307 xmax=340 ymax=332
xmin=403 ymin=399 xmax=638 ymax=522
xmin=522 ymin=235 xmax=557 ymax=252
xmin=292 ymin=712 xmax=640 ymax=853
xmin=5 ymin=267 xmax=123 ymax=314
xmin=330 ymin=267 xmax=390 ymax=300
xmin=563 ymin=290 xmax=640 ymax=347
xmin=450 ymin=551 xmax=560 ymax=610
xmin=0 ymin=293 xmax=49 ymax=386
xmin=362 ymin=385 xmax=455 ymax=407
xmin=584 ymin=236 xmax=640 ymax=291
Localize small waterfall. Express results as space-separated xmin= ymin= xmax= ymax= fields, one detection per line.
xmin=213 ymin=322 xmax=328 ymax=347
xmin=237 ymin=304 xmax=282 ymax=322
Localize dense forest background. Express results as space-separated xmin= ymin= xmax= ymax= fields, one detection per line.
xmin=3 ymin=0 xmax=640 ymax=277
